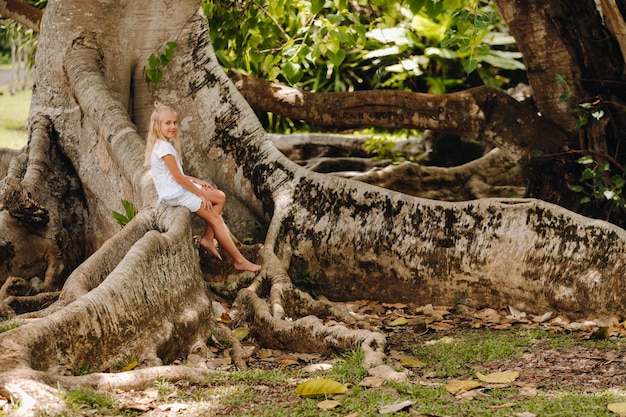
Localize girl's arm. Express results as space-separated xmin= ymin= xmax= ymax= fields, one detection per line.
xmin=185 ymin=174 xmax=214 ymax=190
xmin=162 ymin=155 xmax=212 ymax=207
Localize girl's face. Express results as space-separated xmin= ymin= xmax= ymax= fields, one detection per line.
xmin=159 ymin=112 xmax=178 ymax=140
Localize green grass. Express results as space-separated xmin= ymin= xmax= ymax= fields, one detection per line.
xmin=0 ymin=317 xmax=20 ymax=333
xmin=0 ymin=71 xmax=31 ymax=149
xmin=62 ymin=387 xmax=120 ymax=415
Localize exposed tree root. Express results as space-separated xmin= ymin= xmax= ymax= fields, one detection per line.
xmin=0 ymin=115 xmax=86 ymax=293
xmin=0 ymin=206 xmax=223 ymax=413
xmin=347 ymin=148 xmax=526 ymax=200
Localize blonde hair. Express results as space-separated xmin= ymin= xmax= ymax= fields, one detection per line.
xmin=144 ymin=102 xmax=182 ymax=167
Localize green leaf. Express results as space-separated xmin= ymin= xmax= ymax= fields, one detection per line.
xmin=121 ymin=199 xmax=137 ymax=218
xmin=281 ymin=62 xmax=303 ymax=84
xmin=478 ymin=50 xmax=525 ymax=70
xmin=555 ymin=72 xmax=569 ymax=84
xmin=148 ymin=54 xmax=159 ymax=69
xmin=112 ymin=211 xmax=129 ymax=227
xmin=462 ymin=57 xmax=478 ymax=73
xmin=581 ymin=168 xmax=597 ymax=180
xmin=327 ymin=49 xmax=346 ymax=66
xmin=113 ymin=200 xmax=137 ymax=228
xmin=577 ymin=155 xmax=594 ymax=165
xmin=152 ymin=70 xmax=163 ymax=86
xmin=559 ymin=91 xmax=572 ymax=102
xmin=120 ymin=360 xmax=138 ymax=372
xmin=569 ymin=185 xmax=584 ymax=192
xmin=295 ymin=378 xmax=348 ymax=398
xmin=310 ymin=0 xmax=324 ymax=14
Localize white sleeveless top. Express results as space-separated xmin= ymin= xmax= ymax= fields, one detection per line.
xmin=151 ymin=139 xmax=186 ymax=201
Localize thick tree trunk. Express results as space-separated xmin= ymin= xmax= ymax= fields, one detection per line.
xmin=1 ymin=1 xmax=626 ymax=415
xmin=495 ymin=0 xmax=626 ymax=223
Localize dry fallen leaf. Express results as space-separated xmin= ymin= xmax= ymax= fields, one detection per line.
xmin=532 ymin=311 xmax=553 ymax=323
xmin=120 ymin=360 xmax=138 ymax=372
xmin=378 ymin=400 xmax=416 ymax=414
xmin=518 ymin=386 xmax=538 ymax=397
xmin=302 ymin=363 xmax=333 ymax=373
xmin=473 ymin=308 xmax=501 ymax=323
xmin=445 ymin=379 xmax=482 ymax=394
xmin=382 ymin=302 xmax=408 ymax=309
xmin=608 ymin=402 xmax=626 ymax=413
xmin=387 ymin=317 xmax=408 ymax=326
xmin=216 ymin=312 xmax=231 ymax=323
xmin=317 ymin=399 xmax=341 ymax=410
xmin=279 ymin=359 xmax=300 ymax=368
xmin=428 ymin=321 xmax=456 ymax=331
xmin=476 ymin=371 xmax=519 ymax=384
xmin=507 ymin=306 xmax=527 ymax=321
xmin=295 ymin=378 xmax=348 ymax=398
xmin=157 ymin=403 xmax=188 ymax=412
xmin=368 ymin=364 xmax=409 ymax=383
xmin=399 ymin=355 xmax=426 ymax=368
xmin=359 ymin=376 xmax=386 ymax=388
xmin=256 ymin=349 xmax=273 ymax=359
xmin=232 ymin=327 xmax=249 ymax=341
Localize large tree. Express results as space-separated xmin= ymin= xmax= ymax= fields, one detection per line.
xmin=1 ymin=0 xmax=626 ymax=415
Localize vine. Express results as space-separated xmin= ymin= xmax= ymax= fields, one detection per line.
xmin=143 ymin=41 xmax=178 ymax=87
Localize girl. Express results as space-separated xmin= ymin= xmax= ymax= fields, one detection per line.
xmin=144 ymin=103 xmax=261 ymax=272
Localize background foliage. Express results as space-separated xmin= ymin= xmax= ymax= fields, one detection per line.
xmin=203 ymin=0 xmax=525 ymax=111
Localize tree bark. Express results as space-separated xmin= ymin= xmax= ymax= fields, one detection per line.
xmin=230 ymin=70 xmax=570 ymax=161
xmin=0 ymin=0 xmax=42 ymax=32
xmin=494 ymin=0 xmax=626 ymax=222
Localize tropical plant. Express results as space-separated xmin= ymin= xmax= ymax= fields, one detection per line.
xmin=203 ymin=0 xmax=525 ymax=131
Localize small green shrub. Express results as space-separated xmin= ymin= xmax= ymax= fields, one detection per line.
xmin=112 ymin=199 xmax=137 ymax=228
xmin=569 ymin=155 xmax=626 ymax=218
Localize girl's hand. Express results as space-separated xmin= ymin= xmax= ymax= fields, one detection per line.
xmin=195 ymin=179 xmax=214 ymax=190
xmin=202 ymin=196 xmax=214 ymax=212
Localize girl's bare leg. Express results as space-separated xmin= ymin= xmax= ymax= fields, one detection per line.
xmin=195 ymin=207 xmax=261 ymax=272
xmin=199 ymin=227 xmax=221 ymax=260
xmin=198 ymin=188 xmax=227 ymax=260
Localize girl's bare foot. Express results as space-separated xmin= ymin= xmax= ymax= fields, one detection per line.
xmin=234 ymin=259 xmax=262 ymax=272
xmin=200 ymin=237 xmax=222 ymax=260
